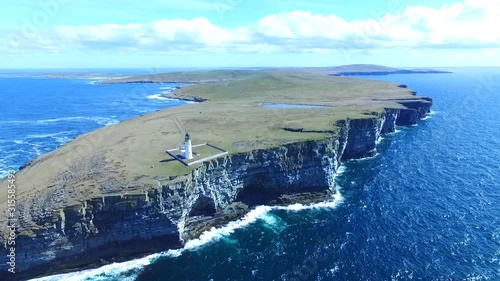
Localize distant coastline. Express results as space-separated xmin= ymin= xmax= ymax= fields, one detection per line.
xmin=327 ymin=64 xmax=452 ymax=76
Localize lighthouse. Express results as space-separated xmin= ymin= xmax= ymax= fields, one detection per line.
xmin=183 ymin=133 xmax=193 ymax=159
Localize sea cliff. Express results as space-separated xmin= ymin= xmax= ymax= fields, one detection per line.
xmin=0 ymin=70 xmax=431 ymax=280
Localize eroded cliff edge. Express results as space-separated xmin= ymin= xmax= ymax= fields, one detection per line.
xmin=0 ymin=71 xmax=431 ymax=280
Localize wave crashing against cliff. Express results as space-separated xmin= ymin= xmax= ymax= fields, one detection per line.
xmin=29 ymin=97 xmax=431 ymax=281
xmin=31 ymin=190 xmax=345 ymax=281
xmin=3 ymin=96 xmax=431 ymax=281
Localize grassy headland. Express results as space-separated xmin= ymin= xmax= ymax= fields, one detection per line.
xmin=0 ymin=69 xmax=428 ymax=220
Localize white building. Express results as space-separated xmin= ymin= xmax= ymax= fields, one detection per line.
xmin=183 ymin=133 xmax=193 ymax=159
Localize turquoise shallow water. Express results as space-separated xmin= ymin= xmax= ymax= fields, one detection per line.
xmin=1 ymin=69 xmax=498 ymax=281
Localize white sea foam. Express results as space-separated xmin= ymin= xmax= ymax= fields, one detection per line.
xmin=35 ymin=117 xmax=83 ymax=124
xmin=33 ymin=147 xmax=42 ymax=156
xmin=80 ymin=77 xmax=111 ymax=80
xmin=27 ymin=205 xmax=279 ymax=281
xmin=90 ymin=117 xmax=119 ymax=126
xmin=385 ymin=128 xmax=402 ymax=135
xmin=2 ymin=120 xmax=28 ymax=124
xmin=336 ymin=165 xmax=346 ymax=174
xmin=352 ymin=153 xmax=380 ymax=162
xmin=147 ymin=94 xmax=169 ymax=100
xmin=9 ymin=145 xmax=42 ymax=157
xmin=30 ymin=253 xmax=160 ymax=281
xmin=55 ymin=136 xmax=72 ymax=144
xmin=147 ymin=94 xmax=195 ymax=104
xmin=259 ymin=212 xmax=281 ymax=228
xmin=85 ymin=78 xmax=109 ymax=84
xmin=28 ymin=190 xmax=344 ymax=281
xmin=27 ymin=131 xmax=75 ymax=139
xmin=180 ymin=192 xmax=344 ymax=252
xmin=4 ymin=117 xmax=119 ymax=126
xmin=133 ymin=108 xmax=150 ymax=113
xmin=183 ymin=205 xmax=274 ymax=251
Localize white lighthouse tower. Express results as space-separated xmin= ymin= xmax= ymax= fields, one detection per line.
xmin=183 ymin=133 xmax=193 ymax=159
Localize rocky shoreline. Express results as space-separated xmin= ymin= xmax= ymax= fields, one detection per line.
xmin=1 ymin=98 xmax=430 ymax=280
xmin=0 ymin=69 xmax=432 ymax=280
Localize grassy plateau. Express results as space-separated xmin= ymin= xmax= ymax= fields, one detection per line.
xmin=0 ymin=68 xmax=427 ymax=217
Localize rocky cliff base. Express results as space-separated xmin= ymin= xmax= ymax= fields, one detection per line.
xmin=0 ymin=97 xmax=431 ymax=280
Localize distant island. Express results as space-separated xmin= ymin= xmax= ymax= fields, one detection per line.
xmin=327 ymin=64 xmax=452 ymax=76
xmin=0 ymin=68 xmax=432 ymax=280
xmin=97 ymin=64 xmax=451 ymax=85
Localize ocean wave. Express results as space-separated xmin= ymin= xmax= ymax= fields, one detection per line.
xmin=30 ymin=253 xmax=160 ymax=281
xmin=29 ymin=190 xmax=344 ymax=281
xmin=78 ymin=77 xmax=112 ymax=80
xmin=198 ymin=191 xmax=342 ymax=246
xmin=352 ymin=153 xmax=380 ymax=162
xmin=26 ymin=131 xmax=76 ymax=139
xmin=259 ymin=212 xmax=286 ymax=232
xmin=147 ymin=94 xmax=169 ymax=100
xmin=386 ymin=128 xmax=402 ymax=135
xmin=146 ymin=94 xmax=192 ymax=104
xmin=39 ymin=117 xmax=119 ymax=126
xmin=0 ymin=157 xmax=11 ymax=179
xmin=31 ymin=143 xmax=42 ymax=156
xmin=3 ymin=117 xmax=119 ymax=126
xmin=161 ymin=192 xmax=344 ymax=258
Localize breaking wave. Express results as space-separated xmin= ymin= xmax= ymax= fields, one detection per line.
xmin=3 ymin=117 xmax=119 ymax=126
xmin=29 ymin=189 xmax=344 ymax=281
xmin=146 ymin=94 xmax=169 ymax=100
xmin=30 ymin=254 xmax=161 ymax=281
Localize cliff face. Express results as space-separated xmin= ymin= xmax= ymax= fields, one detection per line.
xmin=0 ymin=101 xmax=431 ymax=279
xmin=4 ymin=140 xmax=341 ymax=277
xmin=339 ymin=99 xmax=431 ymax=160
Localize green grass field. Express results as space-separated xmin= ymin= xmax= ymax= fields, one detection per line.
xmin=0 ymin=69 xmax=428 ymax=213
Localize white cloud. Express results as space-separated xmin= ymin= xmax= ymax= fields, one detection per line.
xmin=255 ymin=0 xmax=500 ymax=49
xmin=257 ymin=11 xmax=351 ymax=40
xmin=2 ymin=0 xmax=499 ymax=55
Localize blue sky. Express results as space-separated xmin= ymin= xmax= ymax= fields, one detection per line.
xmin=1 ymin=0 xmax=499 ymax=68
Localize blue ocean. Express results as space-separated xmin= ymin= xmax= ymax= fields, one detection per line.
xmin=0 ymin=69 xmax=188 ymax=178
xmin=1 ymin=69 xmax=498 ymax=281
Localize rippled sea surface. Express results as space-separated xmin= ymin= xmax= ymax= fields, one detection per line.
xmin=0 ymin=72 xmax=187 ymax=178
xmin=3 ymin=69 xmax=498 ymax=281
